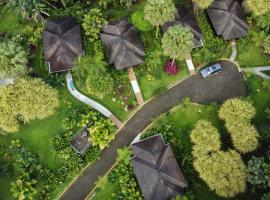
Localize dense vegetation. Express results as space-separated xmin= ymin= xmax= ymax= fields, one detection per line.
xmin=0 ymin=0 xmax=270 ymax=199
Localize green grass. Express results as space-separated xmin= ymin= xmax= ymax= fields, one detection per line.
xmin=237 ymin=43 xmax=270 ymax=68
xmin=89 ymin=177 xmax=119 ymax=200
xmin=139 ymin=66 xmax=189 ymax=100
xmin=0 ymin=7 xmax=26 ymax=34
xmin=0 ymin=87 xmax=82 ymax=169
xmin=74 ymin=78 xmax=133 ymax=121
xmin=0 ymin=178 xmax=13 ymax=200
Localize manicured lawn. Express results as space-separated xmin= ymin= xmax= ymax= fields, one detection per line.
xmin=139 ymin=65 xmax=189 ymax=100
xmin=237 ymin=43 xmax=270 ymax=67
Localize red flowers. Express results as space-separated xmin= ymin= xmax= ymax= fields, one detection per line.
xmin=164 ymin=60 xmax=179 ymax=75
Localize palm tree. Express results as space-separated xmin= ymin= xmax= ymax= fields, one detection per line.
xmin=161 ymin=25 xmax=194 ymax=67
xmin=144 ymin=0 xmax=176 ymax=38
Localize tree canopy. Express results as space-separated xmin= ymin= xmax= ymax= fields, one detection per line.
xmin=0 ymin=41 xmax=28 ymax=79
xmin=246 ymin=0 xmax=270 ymax=16
xmin=0 ymin=78 xmax=59 ymax=133
xmin=89 ymin=119 xmax=116 ymax=149
xmin=194 ymin=150 xmax=247 ymax=198
xmin=219 ymin=98 xmax=259 ymax=153
xmin=144 ymin=0 xmax=176 ymax=37
xmin=190 ymin=120 xmax=221 ymax=158
xmin=192 ymin=0 xmax=214 ymax=9
xmin=190 ymin=120 xmax=247 ymax=198
xmin=161 ymin=25 xmax=194 ymax=64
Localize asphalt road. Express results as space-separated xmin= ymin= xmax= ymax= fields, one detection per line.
xmin=59 ymin=60 xmax=246 ymax=200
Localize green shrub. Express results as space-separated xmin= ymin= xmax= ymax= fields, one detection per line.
xmin=82 ymin=9 xmax=107 ymax=42
xmin=0 ymin=40 xmax=27 ymax=79
xmin=247 ymin=156 xmax=270 ymax=189
xmin=131 ymin=11 xmax=153 ymax=32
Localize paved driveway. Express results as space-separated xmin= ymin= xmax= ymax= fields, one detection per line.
xmin=60 ymin=60 xmax=246 ymax=200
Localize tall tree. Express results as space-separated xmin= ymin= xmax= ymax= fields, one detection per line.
xmin=161 ymin=25 xmax=194 ymax=66
xmin=190 ymin=120 xmax=221 ymax=158
xmin=0 ymin=77 xmax=59 ymax=133
xmin=144 ymin=0 xmax=176 ymax=38
xmin=194 ymin=150 xmax=247 ymax=198
xmin=0 ymin=41 xmax=28 ymax=79
xmin=190 ymin=120 xmax=247 ymax=198
xmin=219 ymin=98 xmax=259 ymax=153
xmin=245 ymin=0 xmax=270 ymax=16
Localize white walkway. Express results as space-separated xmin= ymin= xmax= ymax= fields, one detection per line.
xmin=230 ymin=41 xmax=237 ymax=61
xmin=241 ymin=66 xmax=270 ymax=80
xmin=66 ymin=72 xmax=112 ymax=118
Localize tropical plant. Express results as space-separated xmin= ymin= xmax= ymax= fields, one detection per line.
xmin=247 ymin=156 xmax=270 ymax=189
xmin=144 ymin=0 xmax=176 ymax=38
xmin=82 ymin=9 xmax=107 ymax=42
xmin=245 ymin=0 xmax=270 ymax=16
xmin=10 ymin=173 xmax=37 ymax=200
xmin=131 ymin=11 xmax=153 ymax=32
xmin=89 ymin=119 xmax=116 ymax=149
xmin=74 ymin=41 xmax=114 ymax=99
xmin=0 ymin=78 xmax=59 ymax=133
xmin=110 ymin=148 xmax=143 ymax=200
xmin=161 ymin=25 xmax=194 ymax=66
xmin=0 ymin=41 xmax=28 ymax=79
xmin=5 ymin=0 xmax=49 ymax=21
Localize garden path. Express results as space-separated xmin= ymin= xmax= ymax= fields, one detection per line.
xmin=60 ymin=60 xmax=246 ymax=200
xmin=230 ymin=40 xmax=237 ymax=61
xmin=241 ymin=66 xmax=270 ymax=80
xmin=66 ymin=72 xmax=123 ymax=128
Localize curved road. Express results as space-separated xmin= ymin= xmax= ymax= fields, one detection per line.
xmin=60 ymin=61 xmax=246 ymax=200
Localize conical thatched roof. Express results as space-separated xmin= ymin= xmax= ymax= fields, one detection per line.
xmin=100 ymin=19 xmax=145 ymax=70
xmin=131 ymin=134 xmax=188 ymax=200
xmin=207 ymin=0 xmax=249 ymax=40
xmin=43 ymin=17 xmax=83 ymax=73
xmin=162 ymin=5 xmax=203 ymax=48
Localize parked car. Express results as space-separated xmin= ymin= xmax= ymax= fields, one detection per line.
xmin=200 ymin=63 xmax=222 ymax=78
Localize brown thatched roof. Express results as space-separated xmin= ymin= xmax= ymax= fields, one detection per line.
xmin=162 ymin=5 xmax=203 ymax=48
xmin=100 ymin=18 xmax=145 ymax=70
xmin=207 ymin=0 xmax=249 ymax=40
xmin=43 ymin=17 xmax=83 ymax=73
xmin=131 ymin=134 xmax=188 ymax=200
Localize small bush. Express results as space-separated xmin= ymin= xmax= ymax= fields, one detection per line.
xmin=131 ymin=11 xmax=153 ymax=32
xmin=164 ymin=60 xmax=179 ymax=75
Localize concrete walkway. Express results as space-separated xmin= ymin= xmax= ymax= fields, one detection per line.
xmin=229 ymin=41 xmax=237 ymax=61
xmin=241 ymin=66 xmax=270 ymax=80
xmin=60 ymin=61 xmax=246 ymax=200
xmin=66 ymin=72 xmax=123 ymax=128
